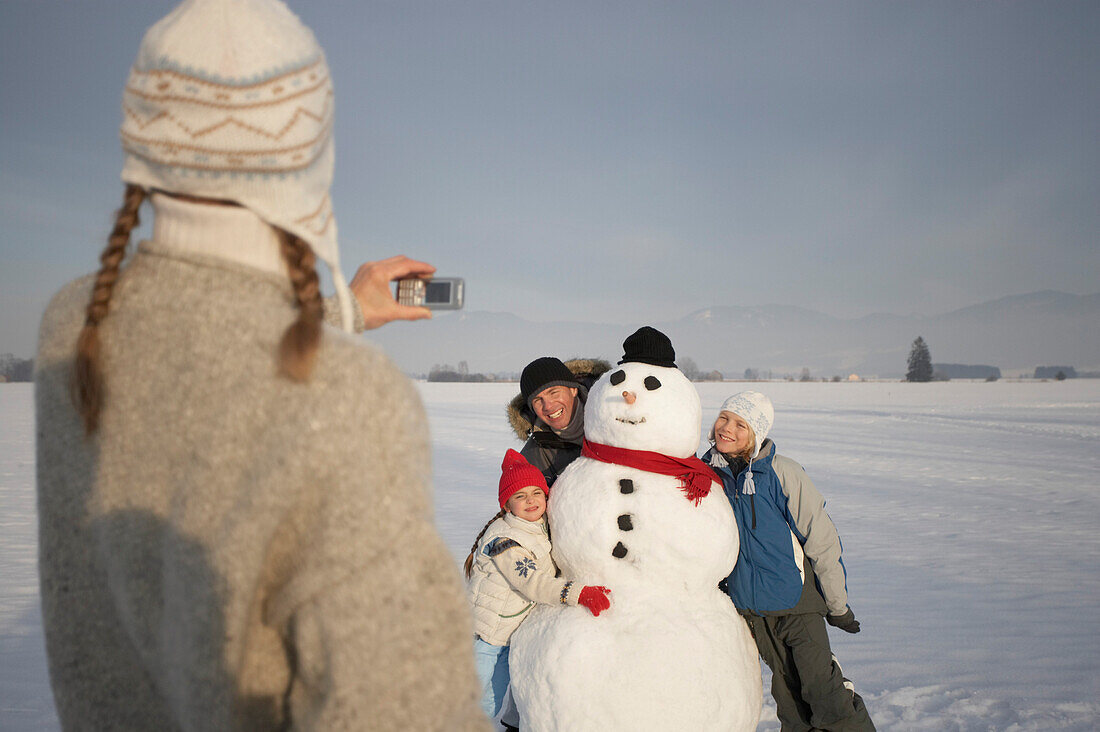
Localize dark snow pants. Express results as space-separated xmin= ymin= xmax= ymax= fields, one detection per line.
xmin=743 ymin=612 xmax=875 ymax=732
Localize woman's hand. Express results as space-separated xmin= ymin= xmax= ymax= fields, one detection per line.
xmin=348 ymin=255 xmax=436 ymax=330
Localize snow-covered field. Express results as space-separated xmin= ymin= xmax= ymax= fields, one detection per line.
xmin=3 ymin=379 xmax=1099 ymax=730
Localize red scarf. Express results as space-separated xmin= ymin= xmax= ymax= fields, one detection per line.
xmin=581 ymin=439 xmax=720 ymax=506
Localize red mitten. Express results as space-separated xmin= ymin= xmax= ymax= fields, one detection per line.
xmin=578 ymin=585 xmax=612 ymax=617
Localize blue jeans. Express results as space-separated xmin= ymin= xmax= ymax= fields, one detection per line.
xmin=473 ymin=638 xmax=511 ymax=719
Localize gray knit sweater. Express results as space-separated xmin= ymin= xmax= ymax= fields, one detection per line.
xmin=35 ymin=224 xmax=488 ymax=730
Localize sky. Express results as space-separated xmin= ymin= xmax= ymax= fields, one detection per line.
xmin=1 ymin=1 xmax=1098 ymax=357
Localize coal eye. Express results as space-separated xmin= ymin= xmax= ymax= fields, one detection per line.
xmin=609 ymin=370 xmax=626 ymax=386
xmin=644 ymin=376 xmax=661 ymax=390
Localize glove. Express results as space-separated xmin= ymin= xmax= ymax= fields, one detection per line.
xmin=826 ymin=608 xmax=861 ymax=634
xmin=578 ymin=586 xmax=612 ymax=617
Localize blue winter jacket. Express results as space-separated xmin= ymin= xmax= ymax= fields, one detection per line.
xmin=703 ymin=439 xmax=850 ymax=616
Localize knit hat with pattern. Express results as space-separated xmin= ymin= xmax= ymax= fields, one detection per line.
xmin=499 ymin=449 xmax=549 ymax=508
xmin=718 ymin=390 xmax=774 ymax=459
xmin=119 ymin=0 xmax=354 ymax=330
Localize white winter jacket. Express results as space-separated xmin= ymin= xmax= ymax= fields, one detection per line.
xmin=467 ymin=512 xmax=583 ymax=646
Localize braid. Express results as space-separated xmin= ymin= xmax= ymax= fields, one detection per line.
xmin=73 ymin=184 xmax=146 ymax=434
xmin=276 ymin=229 xmax=324 ymax=382
xmin=463 ymin=509 xmax=506 ymax=579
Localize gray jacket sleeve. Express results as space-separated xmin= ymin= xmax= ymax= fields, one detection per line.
xmin=772 ymin=454 xmax=850 ymax=616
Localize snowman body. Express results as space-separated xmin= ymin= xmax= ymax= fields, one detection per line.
xmin=510 ymin=362 xmax=762 ymax=731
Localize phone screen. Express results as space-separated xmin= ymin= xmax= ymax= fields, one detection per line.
xmin=424 ymin=281 xmax=452 ymax=304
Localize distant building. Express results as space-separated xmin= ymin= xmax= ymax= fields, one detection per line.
xmin=1034 ymin=366 xmax=1077 ymax=379
xmin=847 ymin=374 xmax=861 ymax=382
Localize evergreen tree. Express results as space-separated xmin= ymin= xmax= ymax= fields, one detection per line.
xmin=906 ymin=337 xmax=933 ymax=382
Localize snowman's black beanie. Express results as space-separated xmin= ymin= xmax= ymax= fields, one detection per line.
xmin=521 ymin=357 xmax=581 ymax=405
xmin=619 ymin=326 xmax=677 ymax=368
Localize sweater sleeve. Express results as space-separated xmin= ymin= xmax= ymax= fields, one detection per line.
xmin=264 ymin=349 xmax=489 ymax=731
xmin=322 ymin=294 xmax=366 ymax=333
xmin=488 ymin=542 xmax=584 ymax=608
xmin=773 ymin=455 xmax=850 ymax=616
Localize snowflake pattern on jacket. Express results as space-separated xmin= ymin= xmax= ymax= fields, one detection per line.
xmin=514 ymin=558 xmax=537 ymax=577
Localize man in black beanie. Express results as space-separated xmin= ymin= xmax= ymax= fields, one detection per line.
xmin=507 ymin=327 xmax=677 ymax=488
xmin=507 ymin=356 xmax=609 ymax=487
xmin=521 ymin=357 xmax=583 ymax=432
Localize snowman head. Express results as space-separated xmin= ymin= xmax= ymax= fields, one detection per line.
xmin=584 ymin=327 xmax=701 ymax=457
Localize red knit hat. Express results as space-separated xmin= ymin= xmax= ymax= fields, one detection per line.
xmin=499 ymin=449 xmax=549 ymax=507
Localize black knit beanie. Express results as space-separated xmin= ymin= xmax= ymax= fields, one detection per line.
xmin=520 ymin=357 xmax=581 ymax=407
xmin=619 ymin=326 xmax=676 ymax=368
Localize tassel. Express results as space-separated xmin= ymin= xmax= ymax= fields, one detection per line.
xmin=679 ymin=472 xmax=712 ymax=506
xmin=743 ymin=460 xmax=756 ymax=496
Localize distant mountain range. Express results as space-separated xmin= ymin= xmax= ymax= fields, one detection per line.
xmin=364 ymin=290 xmax=1100 ymax=378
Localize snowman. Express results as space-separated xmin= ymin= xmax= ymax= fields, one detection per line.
xmin=509 ymin=327 xmax=762 ymax=731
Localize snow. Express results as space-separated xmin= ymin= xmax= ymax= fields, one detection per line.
xmin=3 ymin=379 xmax=1100 ymax=730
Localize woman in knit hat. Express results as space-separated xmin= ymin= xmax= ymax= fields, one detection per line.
xmin=464 ymin=449 xmax=612 ymax=727
xmin=702 ymin=391 xmax=876 ymax=731
xmin=34 ymin=1 xmax=486 ymax=729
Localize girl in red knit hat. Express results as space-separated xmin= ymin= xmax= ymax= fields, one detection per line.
xmin=464 ymin=449 xmax=612 ymax=727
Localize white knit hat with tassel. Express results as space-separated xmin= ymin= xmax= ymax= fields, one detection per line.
xmin=709 ymin=390 xmax=774 ymax=495
xmin=119 ymin=0 xmax=354 ymax=331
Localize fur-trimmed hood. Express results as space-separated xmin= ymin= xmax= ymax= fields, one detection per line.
xmin=506 ymin=358 xmax=612 ymax=441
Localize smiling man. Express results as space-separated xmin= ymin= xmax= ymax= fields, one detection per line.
xmin=530 ymin=381 xmax=577 ymax=431
xmin=509 ymin=356 xmax=609 ymax=487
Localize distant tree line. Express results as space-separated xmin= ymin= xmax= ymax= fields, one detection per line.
xmin=907 ymin=338 xmax=1082 ymax=382
xmin=933 ymin=363 xmax=1001 ymax=380
xmin=0 ymin=354 xmax=34 ymax=382
xmin=1035 ymin=366 xmax=1076 ymax=380
xmin=428 ymin=361 xmax=492 ymax=383
xmin=418 ymin=346 xmax=1084 ymax=384
xmin=677 ymin=357 xmax=723 ymax=382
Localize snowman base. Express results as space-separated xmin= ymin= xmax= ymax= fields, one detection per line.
xmin=510 ymin=589 xmax=762 ymax=732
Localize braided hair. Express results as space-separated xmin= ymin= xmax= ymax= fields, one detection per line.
xmin=463 ymin=508 xmax=506 ymax=579
xmin=275 ymin=228 xmax=324 ymax=381
xmin=73 ymin=189 xmax=327 ymax=434
xmin=73 ymin=184 xmax=146 ymax=434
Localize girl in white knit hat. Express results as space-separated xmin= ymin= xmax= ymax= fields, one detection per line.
xmin=34 ymin=1 xmax=487 ymax=729
xmin=702 ymin=391 xmax=876 ymax=731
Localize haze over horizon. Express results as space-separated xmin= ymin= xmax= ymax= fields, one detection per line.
xmin=2 ymin=1 xmax=1098 ymax=357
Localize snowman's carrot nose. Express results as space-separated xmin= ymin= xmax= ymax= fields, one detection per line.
xmin=622 ymin=391 xmax=637 ymax=405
